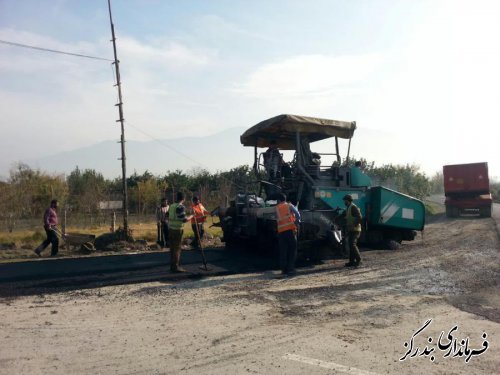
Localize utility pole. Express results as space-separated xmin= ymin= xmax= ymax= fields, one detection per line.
xmin=108 ymin=0 xmax=129 ymax=237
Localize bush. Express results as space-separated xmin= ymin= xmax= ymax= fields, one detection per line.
xmin=425 ymin=201 xmax=443 ymax=216
xmin=30 ymin=231 xmax=45 ymax=242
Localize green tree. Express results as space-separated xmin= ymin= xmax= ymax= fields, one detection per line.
xmin=136 ymin=178 xmax=166 ymax=215
xmin=67 ymin=167 xmax=107 ymax=213
xmin=163 ymin=170 xmax=190 ymax=203
xmin=365 ymin=163 xmax=430 ymax=200
xmin=429 ymin=171 xmax=444 ymax=194
xmin=7 ymin=163 xmax=68 ymax=219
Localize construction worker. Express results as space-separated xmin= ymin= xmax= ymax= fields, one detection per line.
xmin=168 ymin=192 xmax=193 ymax=272
xmin=191 ymin=196 xmax=210 ymax=250
xmin=156 ymin=198 xmax=169 ymax=248
xmin=34 ymin=199 xmax=59 ymax=257
xmin=341 ymin=194 xmax=362 ymax=267
xmin=276 ymin=193 xmax=301 ymax=276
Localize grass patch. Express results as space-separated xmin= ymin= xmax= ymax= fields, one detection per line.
xmin=0 ymin=220 xmax=223 ymax=263
xmin=424 ymin=200 xmax=444 ymax=216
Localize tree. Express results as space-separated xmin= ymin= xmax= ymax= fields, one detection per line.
xmin=365 ymin=163 xmax=430 ymax=200
xmin=136 ymin=178 xmax=166 ymax=215
xmin=429 ymin=171 xmax=444 ymax=194
xmin=7 ymin=163 xmax=68 ymax=219
xmin=67 ymin=167 xmax=107 ymax=213
xmin=163 ymin=170 xmax=190 ymax=203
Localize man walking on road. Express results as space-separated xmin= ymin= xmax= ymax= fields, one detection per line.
xmin=34 ymin=199 xmax=59 ymax=257
xmin=168 ymin=192 xmax=193 ymax=272
xmin=341 ymin=194 xmax=362 ymax=267
xmin=190 ymin=196 xmax=210 ymax=250
xmin=276 ymin=193 xmax=300 ymax=276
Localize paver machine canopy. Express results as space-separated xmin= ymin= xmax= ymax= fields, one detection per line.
xmin=240 ymin=114 xmax=357 ymax=150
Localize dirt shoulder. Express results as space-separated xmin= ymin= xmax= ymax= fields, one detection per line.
xmin=0 ymin=216 xmax=498 ymax=374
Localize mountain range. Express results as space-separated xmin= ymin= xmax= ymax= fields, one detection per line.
xmin=23 ymin=127 xmax=253 ymax=178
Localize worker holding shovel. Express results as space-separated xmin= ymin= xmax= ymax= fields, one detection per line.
xmin=34 ymin=199 xmax=60 ymax=257
xmin=190 ymin=196 xmax=210 ymax=250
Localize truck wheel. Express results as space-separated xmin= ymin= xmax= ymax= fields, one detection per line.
xmin=445 ymin=206 xmax=452 ymax=217
xmin=480 ymin=207 xmax=492 ymax=218
xmin=223 ymin=229 xmax=236 ymax=250
xmin=385 ymin=239 xmax=400 ymax=250
xmin=446 ymin=206 xmax=459 ymax=218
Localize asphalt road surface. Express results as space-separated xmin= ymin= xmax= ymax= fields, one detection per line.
xmin=1 ymin=212 xmax=499 ymax=375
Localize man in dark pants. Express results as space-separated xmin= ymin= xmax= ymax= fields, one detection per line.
xmin=190 ymin=196 xmax=210 ymax=249
xmin=341 ymin=194 xmax=362 ymax=267
xmin=276 ymin=193 xmax=301 ymax=276
xmin=168 ymin=192 xmax=193 ymax=272
xmin=156 ymin=198 xmax=169 ymax=248
xmin=34 ymin=199 xmax=59 ymax=257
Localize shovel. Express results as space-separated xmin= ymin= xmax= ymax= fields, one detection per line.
xmin=193 ymin=214 xmax=211 ymax=271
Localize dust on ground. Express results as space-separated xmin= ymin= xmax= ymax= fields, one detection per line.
xmin=0 ymin=215 xmax=498 ymax=375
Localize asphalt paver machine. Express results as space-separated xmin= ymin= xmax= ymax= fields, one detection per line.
xmin=218 ymin=114 xmax=425 ymax=256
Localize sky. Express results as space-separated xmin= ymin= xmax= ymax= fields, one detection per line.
xmin=0 ymin=0 xmax=499 ymax=179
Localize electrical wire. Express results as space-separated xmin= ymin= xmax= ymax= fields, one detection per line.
xmin=0 ymin=39 xmax=248 ymax=190
xmin=125 ymin=121 xmax=246 ymax=190
xmin=0 ymin=39 xmax=113 ymax=62
xmin=126 ymin=121 xmax=213 ymax=171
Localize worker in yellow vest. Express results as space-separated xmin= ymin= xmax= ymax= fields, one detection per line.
xmin=191 ymin=196 xmax=210 ymax=249
xmin=341 ymin=194 xmax=362 ymax=267
xmin=168 ymin=192 xmax=193 ymax=272
xmin=276 ymin=193 xmax=301 ymax=276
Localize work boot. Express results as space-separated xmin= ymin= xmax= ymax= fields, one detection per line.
xmin=171 ymin=266 xmax=187 ymax=273
xmin=353 ymin=260 xmax=362 ymax=268
xmin=34 ymin=248 xmax=41 ymax=257
xmin=344 ymin=262 xmax=355 ymax=267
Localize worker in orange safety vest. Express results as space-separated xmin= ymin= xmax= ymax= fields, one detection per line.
xmin=191 ymin=196 xmax=210 ymax=249
xmin=276 ymin=193 xmax=301 ymax=276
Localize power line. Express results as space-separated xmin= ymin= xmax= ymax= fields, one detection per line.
xmin=126 ymin=121 xmax=213 ymax=171
xmin=0 ymin=39 xmax=113 ymax=62
xmin=126 ymin=121 xmax=246 ymax=190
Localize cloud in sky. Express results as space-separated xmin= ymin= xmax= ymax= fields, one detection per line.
xmin=119 ymin=36 xmax=213 ymax=68
xmin=0 ymin=25 xmax=217 ymax=165
xmin=234 ymin=54 xmax=382 ymax=98
xmin=1 ymin=0 xmax=499 ymax=179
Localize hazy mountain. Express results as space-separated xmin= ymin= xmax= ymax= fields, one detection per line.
xmin=5 ymin=126 xmax=443 ymax=180
xmin=24 ymin=127 xmax=253 ymax=178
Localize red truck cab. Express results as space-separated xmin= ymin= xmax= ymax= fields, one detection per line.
xmin=443 ymin=162 xmax=492 ymax=217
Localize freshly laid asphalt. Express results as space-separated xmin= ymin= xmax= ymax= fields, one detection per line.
xmin=0 ymin=246 xmax=282 ymax=297
xmin=0 ymin=248 xmax=226 ymax=283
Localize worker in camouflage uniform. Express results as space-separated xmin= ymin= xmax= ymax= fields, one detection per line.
xmin=341 ymin=194 xmax=362 ymax=267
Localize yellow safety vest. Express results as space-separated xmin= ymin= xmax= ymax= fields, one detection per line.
xmin=169 ymin=203 xmax=184 ymax=230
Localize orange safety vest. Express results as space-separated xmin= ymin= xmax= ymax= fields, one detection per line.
xmin=276 ymin=202 xmax=296 ymax=233
xmin=191 ymin=203 xmax=208 ymax=224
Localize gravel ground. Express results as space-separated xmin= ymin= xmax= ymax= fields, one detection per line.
xmin=0 ymin=215 xmax=498 ymax=375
